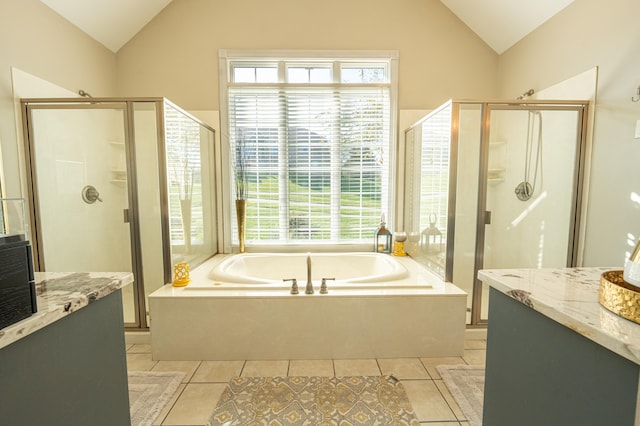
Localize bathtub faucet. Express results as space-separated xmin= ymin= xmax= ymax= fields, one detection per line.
xmin=305 ymin=254 xmax=314 ymax=294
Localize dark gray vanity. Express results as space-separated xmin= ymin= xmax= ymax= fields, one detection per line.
xmin=0 ymin=272 xmax=133 ymax=426
xmin=480 ymin=268 xmax=640 ymax=426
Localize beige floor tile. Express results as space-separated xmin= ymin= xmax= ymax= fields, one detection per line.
xmin=152 ymin=360 xmax=202 ymax=382
xmin=419 ymin=423 xmax=461 ymax=426
xmin=377 ymin=358 xmax=430 ymax=380
xmin=126 ymin=353 xmax=157 ymax=372
xmin=152 ymin=383 xmax=185 ymax=426
xmin=464 ymin=339 xmax=487 ymax=350
xmin=334 ymin=359 xmax=380 ymax=376
xmin=289 ymin=359 xmax=334 ymax=376
xmin=191 ymin=360 xmax=245 ymax=383
xmin=419 ymin=357 xmax=465 ymax=380
xmin=162 ymin=383 xmax=226 ymax=425
xmin=462 ymin=349 xmax=486 ymax=366
xmin=434 ymin=379 xmax=466 ymax=421
xmin=242 ymin=360 xmax=289 ymax=377
xmin=126 ymin=343 xmax=134 ymax=351
xmin=127 ymin=343 xmax=152 ymax=353
xmin=402 ymin=380 xmax=457 ymax=422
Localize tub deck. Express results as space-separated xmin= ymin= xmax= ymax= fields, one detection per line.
xmin=149 ymin=254 xmax=467 ymax=360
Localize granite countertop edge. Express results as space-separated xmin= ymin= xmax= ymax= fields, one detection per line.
xmin=0 ymin=271 xmax=134 ymax=351
xmin=479 ymin=267 xmax=640 ymax=365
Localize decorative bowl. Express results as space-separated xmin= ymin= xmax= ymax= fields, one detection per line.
xmin=599 ymin=270 xmax=640 ymax=324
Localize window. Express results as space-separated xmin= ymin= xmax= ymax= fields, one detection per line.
xmin=220 ymin=51 xmax=398 ymax=248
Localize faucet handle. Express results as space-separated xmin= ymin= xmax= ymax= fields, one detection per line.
xmin=320 ymin=278 xmax=334 ymax=294
xmin=284 ymin=278 xmax=298 ymax=294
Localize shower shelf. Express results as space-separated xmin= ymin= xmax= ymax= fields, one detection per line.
xmin=488 ymin=167 xmax=505 ymax=184
xmin=111 ymin=168 xmax=127 ymax=183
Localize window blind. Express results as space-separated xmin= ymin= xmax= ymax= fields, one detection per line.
xmin=228 ymin=84 xmax=391 ymax=244
xmin=165 ymin=106 xmax=205 ymax=245
xmin=419 ymin=104 xmax=451 ymax=243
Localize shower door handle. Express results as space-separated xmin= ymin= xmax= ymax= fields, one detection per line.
xmin=484 ymin=211 xmax=492 ymax=225
xmin=123 ymin=209 xmax=130 ymax=223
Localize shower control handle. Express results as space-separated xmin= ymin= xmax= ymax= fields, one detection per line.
xmin=81 ymin=185 xmax=103 ymax=204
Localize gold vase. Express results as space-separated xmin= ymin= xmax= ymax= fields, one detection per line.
xmin=235 ymin=199 xmax=247 ymax=253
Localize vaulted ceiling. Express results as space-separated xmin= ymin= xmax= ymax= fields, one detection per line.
xmin=40 ymin=0 xmax=574 ymax=54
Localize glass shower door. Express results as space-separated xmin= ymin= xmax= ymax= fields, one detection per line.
xmin=25 ymin=104 xmax=139 ymax=325
xmin=476 ymin=107 xmax=585 ymax=320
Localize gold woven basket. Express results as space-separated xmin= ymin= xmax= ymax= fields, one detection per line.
xmin=599 ymin=270 xmax=640 ymax=324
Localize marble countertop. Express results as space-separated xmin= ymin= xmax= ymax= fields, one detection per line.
xmin=0 ymin=272 xmax=133 ymax=351
xmin=479 ymin=267 xmax=640 ymax=365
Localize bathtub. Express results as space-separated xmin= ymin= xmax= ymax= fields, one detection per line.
xmin=149 ymin=252 xmax=467 ymax=361
xmin=208 ymin=252 xmax=409 ymax=285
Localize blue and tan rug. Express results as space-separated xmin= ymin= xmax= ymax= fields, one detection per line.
xmin=209 ymin=375 xmax=419 ymax=425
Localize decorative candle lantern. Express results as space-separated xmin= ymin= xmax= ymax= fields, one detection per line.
xmin=393 ymin=231 xmax=407 ymax=256
xmin=374 ymin=214 xmax=392 ymax=253
xmin=172 ymin=262 xmax=191 ymax=287
xmin=421 ymin=214 xmax=442 ymax=253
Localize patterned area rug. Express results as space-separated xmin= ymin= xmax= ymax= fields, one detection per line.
xmin=209 ymin=376 xmax=419 ymax=425
xmin=129 ymin=371 xmax=184 ymax=426
xmin=436 ymin=365 xmax=485 ymax=426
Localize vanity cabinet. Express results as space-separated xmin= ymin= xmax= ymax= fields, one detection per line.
xmin=480 ymin=268 xmax=640 ymax=426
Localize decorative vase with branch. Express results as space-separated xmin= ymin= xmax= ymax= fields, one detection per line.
xmin=235 ymin=138 xmax=248 ymax=253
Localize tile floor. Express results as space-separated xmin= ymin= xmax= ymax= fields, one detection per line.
xmin=126 ymin=340 xmax=487 ymax=425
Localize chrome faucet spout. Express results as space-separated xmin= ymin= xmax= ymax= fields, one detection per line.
xmin=305 ymin=254 xmax=314 ymax=294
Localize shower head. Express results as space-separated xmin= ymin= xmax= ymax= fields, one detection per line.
xmin=516 ymin=89 xmax=535 ymax=100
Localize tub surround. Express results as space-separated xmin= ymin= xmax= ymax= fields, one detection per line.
xmin=0 ymin=271 xmax=133 ymax=350
xmin=150 ymin=254 xmax=466 ymax=361
xmin=480 ymin=268 xmax=640 ymax=426
xmin=0 ymin=272 xmax=133 ymax=426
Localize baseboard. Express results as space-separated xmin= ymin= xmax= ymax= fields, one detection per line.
xmin=465 ymin=327 xmax=487 ymax=340
xmin=125 ymin=330 xmax=151 ymax=345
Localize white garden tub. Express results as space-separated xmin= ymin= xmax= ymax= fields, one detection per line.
xmin=149 ymin=253 xmax=467 ymax=361
xmin=208 ymin=252 xmax=409 ymax=284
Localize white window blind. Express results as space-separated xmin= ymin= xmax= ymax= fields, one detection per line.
xmin=165 ymin=105 xmax=204 ymax=245
xmin=225 ymin=54 xmax=395 ymax=246
xmin=419 ymin=104 xmax=451 ymax=244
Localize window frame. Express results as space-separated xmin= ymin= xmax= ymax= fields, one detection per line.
xmin=218 ymin=50 xmax=399 ymax=253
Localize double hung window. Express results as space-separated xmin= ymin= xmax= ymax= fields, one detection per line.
xmin=220 ymin=51 xmax=398 ymax=247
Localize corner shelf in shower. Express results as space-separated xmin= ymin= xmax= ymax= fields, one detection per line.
xmin=488 ymin=168 xmax=506 ymax=183
xmin=110 ymin=168 xmax=127 ymax=184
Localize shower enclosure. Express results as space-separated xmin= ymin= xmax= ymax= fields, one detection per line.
xmin=21 ymin=98 xmax=217 ymax=329
xmin=403 ymin=99 xmax=589 ymax=325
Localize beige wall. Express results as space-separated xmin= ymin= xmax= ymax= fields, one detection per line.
xmin=0 ymin=0 xmax=116 ymax=198
xmin=116 ymin=0 xmax=499 ymax=110
xmin=498 ymin=0 xmax=640 ymax=266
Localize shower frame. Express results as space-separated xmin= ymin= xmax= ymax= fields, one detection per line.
xmin=20 ymin=97 xmax=217 ymax=329
xmin=404 ymin=99 xmax=590 ymax=326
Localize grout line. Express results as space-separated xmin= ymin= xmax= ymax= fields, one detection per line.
xmin=238 ymin=360 xmax=247 ymax=377
xmin=332 ymin=359 xmax=336 ymax=377
xmin=155 ymin=383 xmax=187 ymax=426
xmin=434 ymin=378 xmax=467 ymax=423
